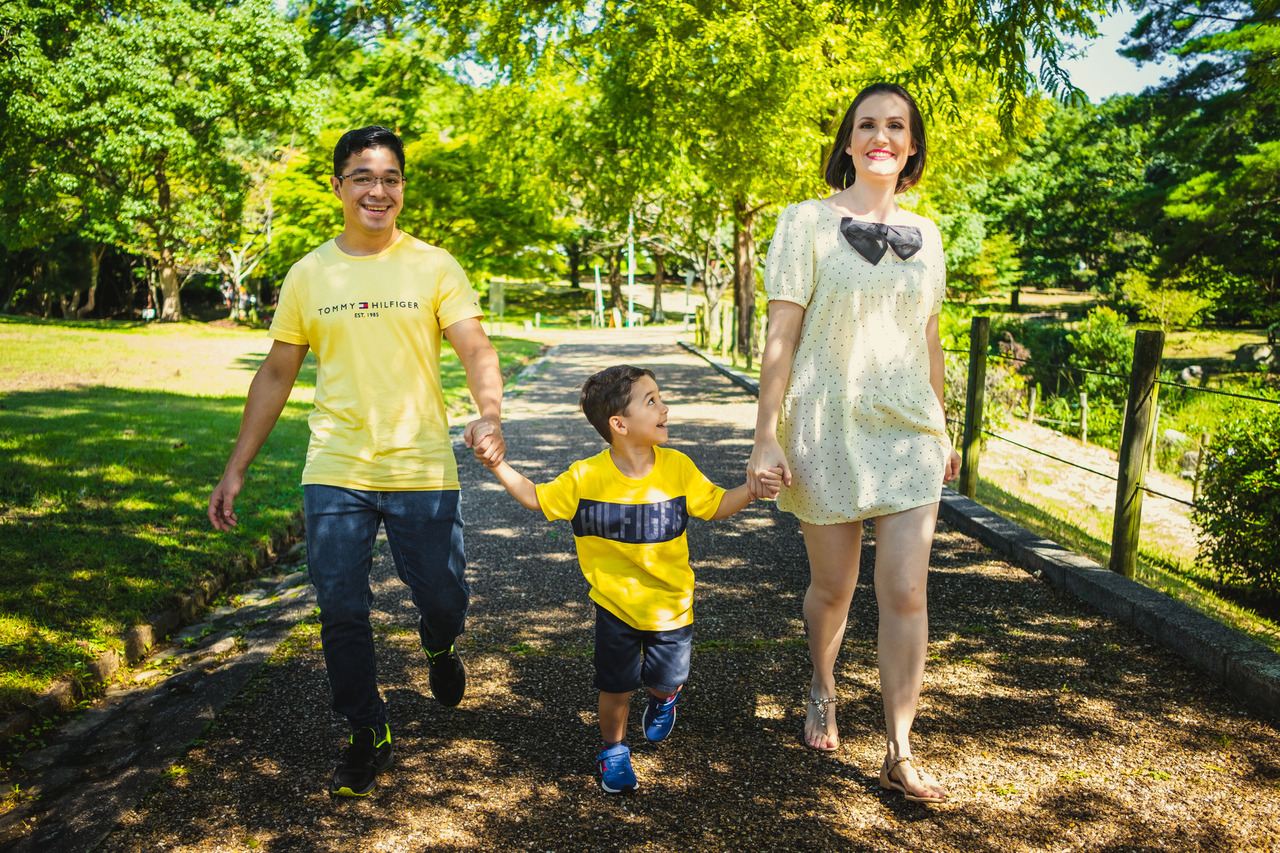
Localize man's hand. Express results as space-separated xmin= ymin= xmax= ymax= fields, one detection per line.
xmin=208 ymin=472 xmax=244 ymax=531
xmin=465 ymin=416 xmax=505 ymax=467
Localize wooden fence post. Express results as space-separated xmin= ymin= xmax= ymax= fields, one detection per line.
xmin=1109 ymin=329 xmax=1165 ymax=578
xmin=1193 ymin=431 xmax=1209 ymax=503
xmin=1079 ymin=391 xmax=1088 ymax=444
xmin=1026 ymin=385 xmax=1038 ymax=424
xmin=959 ymin=316 xmax=990 ymax=499
xmin=1147 ymin=404 xmax=1161 ymax=471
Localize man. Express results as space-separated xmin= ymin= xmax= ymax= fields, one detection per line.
xmin=208 ymin=126 xmax=504 ymax=798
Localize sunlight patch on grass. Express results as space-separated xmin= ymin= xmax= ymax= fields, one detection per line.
xmin=0 ymin=318 xmax=544 ymax=713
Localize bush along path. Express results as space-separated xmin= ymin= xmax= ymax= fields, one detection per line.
xmin=5 ymin=335 xmax=1279 ymax=853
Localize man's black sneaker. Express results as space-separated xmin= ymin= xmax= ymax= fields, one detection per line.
xmin=425 ymin=643 xmax=466 ymax=707
xmin=329 ymin=724 xmax=393 ymax=798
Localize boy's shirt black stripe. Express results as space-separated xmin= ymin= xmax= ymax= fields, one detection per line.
xmin=571 ymin=497 xmax=688 ymax=544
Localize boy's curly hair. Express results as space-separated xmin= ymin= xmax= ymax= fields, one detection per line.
xmin=579 ymin=365 xmax=656 ymax=443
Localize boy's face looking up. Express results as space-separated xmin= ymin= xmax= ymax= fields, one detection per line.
xmin=609 ymin=375 xmax=669 ymax=447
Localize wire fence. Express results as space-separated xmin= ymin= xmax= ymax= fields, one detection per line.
xmin=944 ymin=345 xmax=1280 ymax=408
xmin=979 ymin=429 xmax=1196 ymax=508
xmin=941 ymin=334 xmax=1280 ymax=525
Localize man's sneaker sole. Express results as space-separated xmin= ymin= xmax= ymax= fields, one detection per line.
xmin=329 ymin=727 xmax=394 ymax=798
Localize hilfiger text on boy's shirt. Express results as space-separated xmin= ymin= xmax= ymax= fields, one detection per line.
xmin=572 ymin=497 xmax=689 ymax=545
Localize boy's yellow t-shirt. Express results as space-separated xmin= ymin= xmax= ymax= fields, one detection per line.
xmin=535 ymin=447 xmax=726 ymax=631
xmin=268 ymin=234 xmax=483 ymax=491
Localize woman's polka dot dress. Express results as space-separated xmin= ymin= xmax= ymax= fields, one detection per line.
xmin=764 ymin=198 xmax=951 ymax=524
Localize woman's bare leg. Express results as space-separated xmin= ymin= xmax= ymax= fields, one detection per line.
xmin=873 ymin=502 xmax=946 ymax=799
xmin=798 ymin=520 xmax=862 ymax=750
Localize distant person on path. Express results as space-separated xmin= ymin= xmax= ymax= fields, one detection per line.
xmin=746 ymin=84 xmax=961 ymax=803
xmin=477 ymin=365 xmax=781 ymax=793
xmin=207 ymin=125 xmax=505 ymax=798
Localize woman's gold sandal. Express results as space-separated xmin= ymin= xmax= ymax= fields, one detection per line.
xmin=879 ymin=756 xmax=949 ymax=803
xmin=804 ymin=694 xmax=839 ymax=752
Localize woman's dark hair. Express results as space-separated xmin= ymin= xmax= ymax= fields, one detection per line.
xmin=333 ymin=126 xmax=406 ymax=176
xmin=823 ymin=83 xmax=926 ymax=194
xmin=579 ymin=365 xmax=657 ymax=443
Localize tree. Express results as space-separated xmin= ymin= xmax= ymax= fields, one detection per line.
xmin=984 ymin=100 xmax=1153 ymax=294
xmin=442 ymin=0 xmax=1092 ymax=364
xmin=0 ymin=0 xmax=318 ymax=320
xmin=1122 ymin=0 xmax=1280 ymax=323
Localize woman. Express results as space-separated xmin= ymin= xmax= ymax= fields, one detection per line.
xmin=747 ymin=82 xmax=961 ymax=803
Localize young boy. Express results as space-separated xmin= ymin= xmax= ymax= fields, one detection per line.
xmin=482 ymin=365 xmax=781 ymax=793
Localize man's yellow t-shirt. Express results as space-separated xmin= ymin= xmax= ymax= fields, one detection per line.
xmin=268 ymin=234 xmax=482 ymax=491
xmin=535 ymin=447 xmax=726 ymax=631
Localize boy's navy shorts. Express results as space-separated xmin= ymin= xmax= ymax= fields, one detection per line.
xmin=593 ymin=604 xmax=692 ymax=695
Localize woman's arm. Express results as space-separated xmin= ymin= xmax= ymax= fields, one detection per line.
xmin=747 ymin=300 xmax=805 ymax=497
xmin=926 ymin=314 xmax=962 ymax=483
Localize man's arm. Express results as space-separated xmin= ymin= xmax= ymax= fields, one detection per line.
xmin=208 ymin=340 xmax=309 ymax=531
xmin=926 ymin=314 xmax=962 ymax=483
xmin=443 ymin=317 xmax=505 ymax=467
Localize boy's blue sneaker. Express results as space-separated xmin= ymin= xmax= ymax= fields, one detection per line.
xmin=643 ymin=690 xmax=681 ymax=743
xmin=597 ymin=743 xmax=638 ymax=794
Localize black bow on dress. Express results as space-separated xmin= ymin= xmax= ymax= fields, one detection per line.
xmin=838 ymin=218 xmax=923 ymax=265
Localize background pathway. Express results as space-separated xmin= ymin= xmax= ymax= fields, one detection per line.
xmin=10 ymin=336 xmax=1277 ymax=852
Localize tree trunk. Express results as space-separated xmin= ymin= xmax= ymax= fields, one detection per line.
xmin=75 ymin=244 xmax=104 ymax=319
xmin=732 ymin=196 xmax=757 ymax=369
xmin=608 ymin=248 xmax=624 ymax=312
xmin=155 ymin=156 xmax=183 ymax=322
xmin=60 ymin=291 xmax=83 ymax=318
xmin=158 ymin=245 xmax=183 ymax=321
xmin=565 ymin=242 xmax=582 ymax=289
xmin=650 ymin=251 xmax=666 ymax=323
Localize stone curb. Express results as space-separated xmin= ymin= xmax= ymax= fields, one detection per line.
xmin=677 ymin=340 xmax=759 ymax=395
xmin=937 ymin=490 xmax=1280 ymax=721
xmin=0 ymin=563 xmax=317 ymax=853
xmin=678 ymin=338 xmax=1280 ymax=722
xmin=0 ymin=513 xmax=306 ymax=751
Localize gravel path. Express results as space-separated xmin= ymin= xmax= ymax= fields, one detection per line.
xmin=80 ymin=336 xmax=1280 ymax=852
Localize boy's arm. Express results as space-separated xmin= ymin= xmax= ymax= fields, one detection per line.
xmin=488 ymin=460 xmax=541 ymax=511
xmin=711 ymin=484 xmax=754 ymax=519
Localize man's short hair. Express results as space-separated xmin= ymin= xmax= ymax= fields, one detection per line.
xmin=580 ymin=365 xmax=657 ymax=443
xmin=333 ymin=126 xmax=406 ymax=176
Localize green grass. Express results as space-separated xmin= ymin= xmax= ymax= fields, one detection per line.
xmin=0 ymin=316 xmax=542 ymax=715
xmin=974 ymin=480 xmax=1280 ymax=654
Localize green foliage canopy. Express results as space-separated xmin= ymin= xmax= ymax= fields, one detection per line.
xmin=0 ymin=0 xmax=319 ymax=319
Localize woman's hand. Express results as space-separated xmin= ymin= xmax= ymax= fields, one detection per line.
xmin=748 ymin=436 xmax=792 ymax=500
xmin=943 ymin=448 xmax=961 ymax=483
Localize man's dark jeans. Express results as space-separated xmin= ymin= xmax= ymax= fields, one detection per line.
xmin=304 ymin=485 xmax=468 ymax=728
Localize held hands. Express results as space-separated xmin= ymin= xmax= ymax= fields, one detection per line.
xmin=747 ymin=436 xmax=792 ymax=500
xmin=754 ymin=465 xmax=785 ymax=500
xmin=465 ymin=416 xmax=506 ymax=468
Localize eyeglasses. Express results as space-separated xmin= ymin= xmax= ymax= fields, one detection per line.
xmin=337 ymin=173 xmax=404 ymax=190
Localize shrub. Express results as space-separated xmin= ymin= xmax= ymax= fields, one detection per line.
xmin=939 ymin=309 xmax=1029 ymax=442
xmin=1193 ymin=410 xmax=1280 ymax=593
xmin=1118 ymin=269 xmax=1211 ymax=333
xmin=1068 ymin=306 xmax=1133 ymax=403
